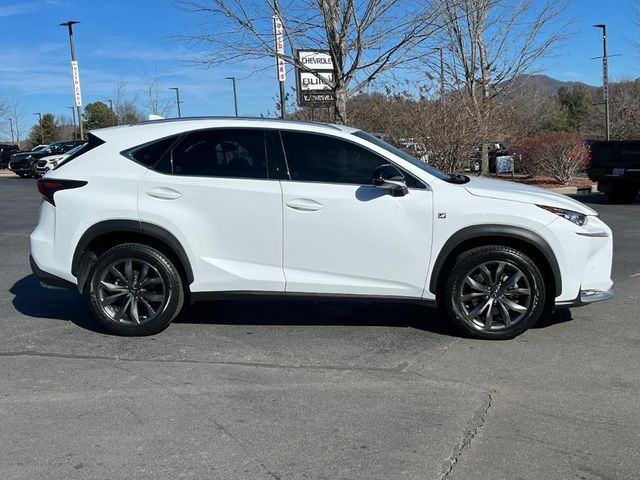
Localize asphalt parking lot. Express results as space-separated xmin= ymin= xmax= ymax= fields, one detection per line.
xmin=1 ymin=175 xmax=639 ymax=480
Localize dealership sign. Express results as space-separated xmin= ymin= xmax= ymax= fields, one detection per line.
xmin=70 ymin=60 xmax=83 ymax=107
xmin=273 ymin=16 xmax=286 ymax=82
xmin=296 ymin=49 xmax=334 ymax=106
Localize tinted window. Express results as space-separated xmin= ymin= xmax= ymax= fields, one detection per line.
xmin=352 ymin=130 xmax=450 ymax=181
xmin=281 ymin=131 xmax=384 ymax=185
xmin=160 ymin=129 xmax=268 ymax=179
xmin=132 ymin=136 xmax=179 ymax=167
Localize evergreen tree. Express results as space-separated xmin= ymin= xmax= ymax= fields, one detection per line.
xmin=83 ymin=101 xmax=117 ymax=130
xmin=27 ymin=113 xmax=57 ymax=148
xmin=549 ymin=85 xmax=593 ymax=132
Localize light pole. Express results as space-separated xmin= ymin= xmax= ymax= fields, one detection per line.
xmin=8 ymin=118 xmax=15 ymax=144
xmin=68 ymin=106 xmax=77 ymax=140
xmin=106 ymin=98 xmax=116 ymax=126
xmin=169 ymin=87 xmax=182 ymax=117
xmin=60 ymin=21 xmax=84 ymax=140
xmin=593 ymin=24 xmax=610 ymax=141
xmin=33 ymin=112 xmax=43 ymax=145
xmin=225 ymin=77 xmax=238 ymax=117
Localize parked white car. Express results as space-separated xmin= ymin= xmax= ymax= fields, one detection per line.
xmin=30 ymin=118 xmax=614 ymax=338
xmin=35 ymin=143 xmax=86 ymax=177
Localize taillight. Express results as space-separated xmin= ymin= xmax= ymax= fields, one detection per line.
xmin=36 ymin=179 xmax=87 ymax=206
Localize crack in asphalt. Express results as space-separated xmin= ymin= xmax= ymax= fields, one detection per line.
xmin=0 ymin=350 xmax=410 ymax=373
xmin=440 ymin=390 xmax=495 ymax=480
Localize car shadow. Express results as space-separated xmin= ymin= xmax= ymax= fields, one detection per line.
xmin=10 ymin=275 xmax=574 ymax=337
xmin=175 ymin=298 xmax=460 ymax=336
xmin=9 ymin=275 xmax=105 ymax=333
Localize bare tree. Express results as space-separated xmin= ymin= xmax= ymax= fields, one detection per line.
xmin=55 ymin=113 xmax=76 ymax=141
xmin=0 ymin=97 xmax=8 ymax=141
xmin=609 ymin=79 xmax=640 ymax=140
xmin=112 ymin=78 xmax=143 ymax=124
xmin=8 ymin=91 xmax=27 ymax=145
xmin=177 ymin=0 xmax=443 ymax=124
xmin=142 ymin=67 xmax=172 ymax=117
xmin=436 ymin=0 xmax=572 ymax=174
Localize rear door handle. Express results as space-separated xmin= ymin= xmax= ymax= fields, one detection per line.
xmin=285 ymin=198 xmax=324 ymax=212
xmin=146 ymin=187 xmax=182 ymax=200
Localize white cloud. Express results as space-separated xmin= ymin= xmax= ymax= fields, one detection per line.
xmin=0 ymin=2 xmax=39 ymax=17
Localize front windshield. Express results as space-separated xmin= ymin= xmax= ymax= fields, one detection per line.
xmin=353 ymin=131 xmax=451 ymax=182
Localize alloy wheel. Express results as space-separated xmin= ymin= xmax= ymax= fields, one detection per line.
xmin=457 ymin=261 xmax=532 ymax=332
xmin=97 ymin=258 xmax=167 ymax=325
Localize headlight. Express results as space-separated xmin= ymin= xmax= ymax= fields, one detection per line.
xmin=537 ymin=205 xmax=588 ymax=226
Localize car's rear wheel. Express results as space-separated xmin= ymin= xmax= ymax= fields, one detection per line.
xmin=88 ymin=243 xmax=184 ymax=336
xmin=443 ymin=246 xmax=546 ymax=340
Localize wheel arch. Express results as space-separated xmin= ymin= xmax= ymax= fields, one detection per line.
xmin=429 ymin=225 xmax=562 ymax=298
xmin=72 ymin=220 xmax=194 ymax=293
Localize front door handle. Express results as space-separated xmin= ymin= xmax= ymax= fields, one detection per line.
xmin=146 ymin=187 xmax=182 ymax=200
xmin=285 ymin=198 xmax=324 ymax=212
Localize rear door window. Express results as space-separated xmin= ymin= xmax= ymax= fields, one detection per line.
xmin=159 ymin=129 xmax=269 ymax=179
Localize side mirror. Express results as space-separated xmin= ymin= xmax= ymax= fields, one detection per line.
xmin=373 ymin=164 xmax=409 ymax=197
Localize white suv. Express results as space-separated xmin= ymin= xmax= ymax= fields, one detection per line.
xmin=30 ymin=118 xmax=614 ymax=339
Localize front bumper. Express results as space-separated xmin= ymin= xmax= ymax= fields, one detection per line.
xmin=9 ymin=163 xmax=33 ymax=174
xmin=555 ymin=285 xmax=615 ymax=308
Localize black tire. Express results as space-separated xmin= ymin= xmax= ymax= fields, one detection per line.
xmin=442 ymin=245 xmax=547 ymax=340
xmin=88 ymin=243 xmax=184 ymax=336
xmin=606 ymin=188 xmax=638 ymax=204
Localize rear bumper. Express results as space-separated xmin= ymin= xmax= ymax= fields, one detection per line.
xmin=29 ymin=255 xmax=76 ymax=290
xmin=555 ymin=285 xmax=615 ymax=308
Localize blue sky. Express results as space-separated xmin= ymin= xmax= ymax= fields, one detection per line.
xmin=0 ymin=0 xmax=638 ymax=140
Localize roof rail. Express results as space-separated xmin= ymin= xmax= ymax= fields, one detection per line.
xmin=133 ymin=116 xmax=343 ymax=130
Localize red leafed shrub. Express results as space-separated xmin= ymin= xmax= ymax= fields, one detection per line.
xmin=510 ymin=132 xmax=589 ymax=184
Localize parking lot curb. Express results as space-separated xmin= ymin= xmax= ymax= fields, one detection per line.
xmin=549 ymin=185 xmax=596 ymax=195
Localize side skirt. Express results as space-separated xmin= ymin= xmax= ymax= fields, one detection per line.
xmin=190 ymin=290 xmax=437 ymax=307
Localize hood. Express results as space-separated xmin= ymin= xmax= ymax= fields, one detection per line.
xmin=12 ymin=151 xmax=34 ymax=159
xmin=463 ymin=177 xmax=597 ymax=215
xmin=13 ymin=150 xmax=50 ymax=160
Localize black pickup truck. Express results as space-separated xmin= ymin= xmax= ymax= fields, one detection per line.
xmin=588 ymin=141 xmax=640 ymax=203
xmin=0 ymin=144 xmax=19 ymax=169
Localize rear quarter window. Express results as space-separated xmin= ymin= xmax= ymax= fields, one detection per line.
xmin=128 ymin=135 xmax=181 ymax=168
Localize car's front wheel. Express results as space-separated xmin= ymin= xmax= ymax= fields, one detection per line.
xmin=443 ymin=245 xmax=547 ymax=340
xmin=88 ymin=243 xmax=184 ymax=336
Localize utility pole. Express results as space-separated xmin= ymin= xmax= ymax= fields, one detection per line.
xmin=8 ymin=118 xmax=15 ymax=144
xmin=593 ymin=24 xmax=610 ymax=141
xmin=169 ymin=87 xmax=182 ymax=117
xmin=60 ymin=21 xmax=84 ymax=140
xmin=273 ymin=0 xmax=286 ymax=119
xmin=33 ymin=112 xmax=43 ymax=145
xmin=225 ymin=78 xmax=238 ymax=117
xmin=68 ymin=106 xmax=77 ymax=140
